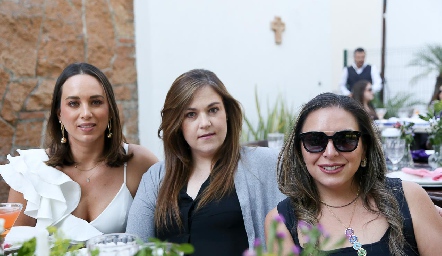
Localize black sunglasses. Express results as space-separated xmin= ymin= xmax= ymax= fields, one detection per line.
xmin=299 ymin=131 xmax=362 ymax=153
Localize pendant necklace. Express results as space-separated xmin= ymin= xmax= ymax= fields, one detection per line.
xmin=322 ymin=194 xmax=367 ymax=256
xmin=74 ymin=161 xmax=102 ymax=182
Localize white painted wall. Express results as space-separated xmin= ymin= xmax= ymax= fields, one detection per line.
xmin=135 ymin=0 xmax=333 ymax=158
xmin=330 ymin=0 xmax=383 ymax=91
xmin=387 ymin=0 xmax=442 ymax=48
xmin=383 ymin=0 xmax=442 ymax=104
xmin=135 ymin=0 xmax=441 ymax=158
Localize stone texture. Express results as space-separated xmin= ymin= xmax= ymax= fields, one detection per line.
xmin=110 ymin=0 xmax=134 ymax=39
xmin=0 ymin=10 xmax=42 ymax=77
xmin=26 ymin=79 xmax=56 ymax=111
xmin=0 ymin=68 xmax=10 ymax=99
xmin=1 ymin=79 xmax=38 ymax=123
xmin=0 ymin=119 xmax=14 ymax=156
xmin=15 ymin=120 xmax=44 ymax=148
xmin=0 ymin=0 xmax=140 ymax=156
xmin=86 ymin=0 xmax=115 ymax=67
xmin=111 ymin=45 xmax=136 ymax=85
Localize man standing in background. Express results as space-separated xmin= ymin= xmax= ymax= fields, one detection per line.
xmin=339 ymin=47 xmax=383 ymax=96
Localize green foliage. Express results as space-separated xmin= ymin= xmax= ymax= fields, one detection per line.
xmin=15 ymin=226 xmax=84 ymax=256
xmin=11 ymin=227 xmax=193 ymax=256
xmin=382 ymin=92 xmax=424 ymax=119
xmin=15 ymin=237 xmax=36 ymax=256
xmin=393 ymin=122 xmax=415 ymax=146
xmin=419 ymin=100 xmax=442 ymax=146
xmin=135 ymin=238 xmax=194 ymax=256
xmin=408 ymin=44 xmax=442 ymax=85
xmin=243 ymin=87 xmax=297 ymax=141
xmin=247 ymin=215 xmax=345 ymax=256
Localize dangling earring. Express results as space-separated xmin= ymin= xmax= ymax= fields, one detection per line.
xmin=107 ymin=121 xmax=112 ymax=138
xmin=60 ymin=121 xmax=67 ymax=143
xmin=360 ymin=157 xmax=367 ymax=167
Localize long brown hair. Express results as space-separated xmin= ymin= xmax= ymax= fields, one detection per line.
xmin=429 ymin=83 xmax=442 ymax=105
xmin=45 ymin=62 xmax=132 ymax=167
xmin=155 ymin=69 xmax=243 ymax=232
xmin=278 ymin=93 xmax=406 ymax=255
xmin=351 ymin=80 xmax=378 ymax=120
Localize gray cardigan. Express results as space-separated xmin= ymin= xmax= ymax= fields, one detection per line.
xmin=126 ymin=146 xmax=285 ymax=248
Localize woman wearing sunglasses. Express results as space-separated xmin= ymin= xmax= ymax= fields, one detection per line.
xmin=350 ymin=80 xmax=379 ymax=120
xmin=265 ymin=93 xmax=442 ymax=255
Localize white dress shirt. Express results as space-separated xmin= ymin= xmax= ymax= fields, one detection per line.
xmin=339 ymin=63 xmax=383 ymax=95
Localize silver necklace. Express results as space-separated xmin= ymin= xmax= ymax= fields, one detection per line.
xmin=323 ymin=197 xmax=367 ymax=256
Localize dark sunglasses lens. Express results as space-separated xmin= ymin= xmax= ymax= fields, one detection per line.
xmin=334 ymin=131 xmax=360 ymax=152
xmin=302 ymin=132 xmax=328 ymax=153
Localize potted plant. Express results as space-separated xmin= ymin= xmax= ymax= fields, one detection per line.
xmin=408 ymin=44 xmax=442 ymax=92
xmin=243 ymin=87 xmax=297 ymax=145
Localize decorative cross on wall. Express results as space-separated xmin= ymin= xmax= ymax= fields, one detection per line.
xmin=271 ymin=16 xmax=285 ymax=45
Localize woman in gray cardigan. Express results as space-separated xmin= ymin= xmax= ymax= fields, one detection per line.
xmin=126 ymin=69 xmax=284 ymax=255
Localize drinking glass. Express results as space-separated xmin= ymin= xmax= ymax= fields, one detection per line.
xmin=267 ymin=132 xmax=285 ymax=150
xmin=142 ymin=242 xmax=184 ymax=256
xmin=0 ymin=203 xmax=23 ymax=237
xmin=384 ymin=138 xmax=406 ymax=172
xmin=375 ymin=108 xmax=387 ymax=120
xmin=86 ymin=233 xmax=140 ymax=256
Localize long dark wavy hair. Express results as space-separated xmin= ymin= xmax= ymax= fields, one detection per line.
xmin=278 ymin=93 xmax=406 ymax=255
xmin=429 ymin=83 xmax=442 ymax=105
xmin=351 ymin=80 xmax=378 ymax=120
xmin=155 ymin=69 xmax=243 ymax=232
xmin=45 ymin=62 xmax=132 ymax=167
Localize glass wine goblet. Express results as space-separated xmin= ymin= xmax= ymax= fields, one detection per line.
xmin=384 ymin=138 xmax=406 ymax=172
xmin=375 ymin=108 xmax=387 ymax=120
xmin=0 ymin=203 xmax=23 ymax=238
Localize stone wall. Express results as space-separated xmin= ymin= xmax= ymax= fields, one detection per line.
xmin=0 ymin=0 xmax=139 ymax=164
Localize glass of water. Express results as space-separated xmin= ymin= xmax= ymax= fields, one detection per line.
xmin=86 ymin=233 xmax=140 ymax=256
xmin=384 ymin=138 xmax=406 ymax=172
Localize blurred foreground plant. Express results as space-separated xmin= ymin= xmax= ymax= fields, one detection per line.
xmin=420 ymin=100 xmax=442 ymax=147
xmin=11 ymin=226 xmax=84 ymax=256
xmin=243 ymin=215 xmax=344 ymax=256
xmin=134 ymin=238 xmax=194 ymax=256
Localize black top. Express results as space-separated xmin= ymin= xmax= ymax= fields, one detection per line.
xmin=277 ymin=178 xmax=419 ymax=255
xmin=156 ymin=177 xmax=249 ymax=256
xmin=346 ymin=65 xmax=372 ymax=91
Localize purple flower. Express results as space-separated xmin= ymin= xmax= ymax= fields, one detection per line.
xmin=253 ymin=238 xmax=261 ymax=247
xmin=242 ymin=249 xmax=257 ymax=256
xmin=274 ymin=213 xmax=285 ymax=224
xmin=317 ymin=223 xmax=325 ymax=233
xmin=292 ymin=245 xmax=301 ymax=255
xmin=298 ymin=220 xmax=311 ymax=232
xmin=276 ymin=231 xmax=286 ymax=240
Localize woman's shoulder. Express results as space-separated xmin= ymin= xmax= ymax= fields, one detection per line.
xmin=142 ymin=161 xmax=166 ymax=182
xmin=241 ymin=146 xmax=279 ymax=162
xmin=126 ymin=143 xmax=159 ymax=172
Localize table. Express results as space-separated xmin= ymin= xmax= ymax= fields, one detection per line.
xmin=426 ymin=187 xmax=442 ymax=207
xmin=374 ymin=118 xmax=431 ymax=134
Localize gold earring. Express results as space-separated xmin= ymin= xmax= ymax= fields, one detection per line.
xmin=107 ymin=121 xmax=112 ymax=138
xmin=60 ymin=121 xmax=67 ymax=143
xmin=361 ymin=157 xmax=367 ymax=167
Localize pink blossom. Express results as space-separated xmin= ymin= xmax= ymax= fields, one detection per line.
xmin=298 ymin=220 xmax=311 ymax=232
xmin=242 ymin=249 xmax=257 ymax=256
xmin=253 ymin=238 xmax=261 ymax=247
xmin=292 ymin=245 xmax=301 ymax=255
xmin=276 ymin=231 xmax=286 ymax=239
xmin=274 ymin=213 xmax=285 ymax=224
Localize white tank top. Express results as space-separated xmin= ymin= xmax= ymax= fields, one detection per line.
xmin=89 ymin=143 xmax=134 ymax=233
